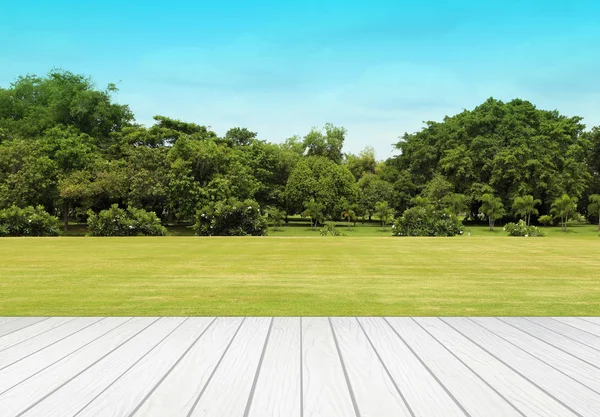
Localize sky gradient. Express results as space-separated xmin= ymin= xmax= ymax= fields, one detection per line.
xmin=1 ymin=0 xmax=599 ymax=159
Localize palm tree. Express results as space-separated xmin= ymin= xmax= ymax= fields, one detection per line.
xmin=375 ymin=201 xmax=394 ymax=231
xmin=301 ymin=199 xmax=324 ymax=231
xmin=479 ymin=194 xmax=506 ymax=231
xmin=339 ymin=198 xmax=356 ymax=231
xmin=551 ymin=194 xmax=577 ymax=232
xmin=512 ymin=195 xmax=541 ymax=226
xmin=443 ymin=193 xmax=468 ymax=217
xmin=588 ymin=194 xmax=600 ymax=232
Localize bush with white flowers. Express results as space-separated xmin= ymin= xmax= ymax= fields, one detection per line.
xmin=503 ymin=220 xmax=545 ymax=237
xmin=87 ymin=204 xmax=166 ymax=236
xmin=194 ymin=198 xmax=267 ymax=236
xmin=0 ymin=205 xmax=61 ymax=236
xmin=392 ymin=206 xmax=463 ymax=237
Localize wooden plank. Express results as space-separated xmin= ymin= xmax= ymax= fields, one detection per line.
xmin=246 ymin=317 xmax=301 ymax=417
xmin=74 ymin=318 xmax=214 ymax=417
xmin=358 ymin=317 xmax=464 ymax=417
xmin=0 ymin=317 xmax=20 ymax=327
xmin=554 ymin=318 xmax=600 ymax=337
xmin=20 ymin=317 xmax=185 ymax=417
xmin=132 ymin=317 xmax=244 ymax=417
xmin=0 ymin=318 xmax=48 ymax=338
xmin=530 ymin=318 xmax=600 ymax=350
xmin=475 ymin=318 xmax=600 ymax=392
xmin=502 ymin=318 xmax=600 ymax=366
xmin=330 ymin=317 xmax=412 ymax=417
xmin=0 ymin=317 xmax=103 ymax=370
xmin=386 ymin=317 xmax=522 ymax=417
xmin=444 ymin=318 xmax=600 ymax=416
xmin=188 ymin=317 xmax=272 ymax=417
xmin=0 ymin=318 xmax=130 ymax=396
xmin=302 ymin=317 xmax=357 ymax=417
xmin=0 ymin=318 xmax=76 ymax=352
xmin=582 ymin=317 xmax=600 ymax=323
xmin=0 ymin=317 xmax=158 ymax=417
xmin=580 ymin=318 xmax=600 ymax=328
xmin=416 ymin=317 xmax=579 ymax=417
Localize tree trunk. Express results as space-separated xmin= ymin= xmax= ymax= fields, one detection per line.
xmin=489 ymin=217 xmax=493 ymax=231
xmin=527 ymin=213 xmax=530 ymax=227
xmin=63 ymin=201 xmax=69 ymax=232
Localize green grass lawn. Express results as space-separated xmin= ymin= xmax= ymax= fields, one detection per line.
xmin=1 ymin=230 xmax=599 ymax=316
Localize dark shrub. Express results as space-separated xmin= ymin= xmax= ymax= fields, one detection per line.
xmin=87 ymin=204 xmax=166 ymax=236
xmin=194 ymin=198 xmax=267 ymax=236
xmin=392 ymin=206 xmax=463 ymax=237
xmin=127 ymin=207 xmax=168 ymax=236
xmin=0 ymin=205 xmax=61 ymax=236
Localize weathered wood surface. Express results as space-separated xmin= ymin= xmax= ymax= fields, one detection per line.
xmin=0 ymin=317 xmax=598 ymax=417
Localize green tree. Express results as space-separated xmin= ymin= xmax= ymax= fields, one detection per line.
xmin=357 ymin=174 xmax=394 ymax=221
xmin=285 ymin=156 xmax=356 ymax=219
xmin=303 ymin=123 xmax=346 ymax=164
xmin=588 ymin=194 xmax=600 ymax=231
xmin=339 ymin=198 xmax=357 ymax=230
xmin=410 ymin=195 xmax=431 ymax=207
xmin=225 ymin=127 xmax=257 ymax=147
xmin=345 ymin=146 xmax=376 ymax=181
xmin=58 ymin=169 xmax=98 ymax=231
xmin=442 ymin=193 xmax=469 ymax=217
xmin=267 ymin=207 xmax=285 ymax=231
xmin=423 ymin=174 xmax=453 ymax=208
xmin=302 ymin=199 xmax=325 ymax=231
xmin=394 ymin=98 xmax=591 ymax=214
xmin=0 ymin=139 xmax=59 ymax=211
xmin=551 ymin=194 xmax=577 ymax=232
xmin=512 ymin=195 xmax=541 ymax=226
xmin=0 ymin=69 xmax=133 ymax=142
xmin=375 ymin=201 xmax=394 ymax=231
xmin=479 ymin=194 xmax=506 ymax=231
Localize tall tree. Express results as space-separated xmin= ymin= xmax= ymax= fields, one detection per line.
xmin=375 ymin=201 xmax=394 ymax=231
xmin=512 ymin=195 xmax=541 ymax=226
xmin=587 ymin=194 xmax=600 ymax=231
xmin=479 ymin=194 xmax=506 ymax=231
xmin=285 ymin=156 xmax=356 ymax=219
xmin=0 ymin=69 xmax=133 ymax=142
xmin=394 ymin=98 xmax=591 ymax=214
xmin=345 ymin=146 xmax=377 ymax=181
xmin=357 ymin=174 xmax=394 ymax=221
xmin=303 ymin=123 xmax=346 ymax=164
xmin=302 ymin=199 xmax=324 ymax=231
xmin=339 ymin=197 xmax=357 ymax=230
xmin=423 ymin=174 xmax=454 ymax=209
xmin=551 ymin=194 xmax=577 ymax=232
xmin=225 ymin=127 xmax=257 ymax=147
xmin=442 ymin=193 xmax=469 ymax=217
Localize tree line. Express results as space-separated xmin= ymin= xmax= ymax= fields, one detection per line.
xmin=1 ymin=69 xmax=599 ymax=234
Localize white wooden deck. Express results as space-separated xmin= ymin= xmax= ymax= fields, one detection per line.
xmin=0 ymin=317 xmax=599 ymax=417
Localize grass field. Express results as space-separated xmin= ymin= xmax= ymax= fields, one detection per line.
xmin=1 ymin=227 xmax=599 ymax=316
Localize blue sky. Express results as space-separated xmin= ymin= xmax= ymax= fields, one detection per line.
xmin=1 ymin=0 xmax=599 ymax=159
